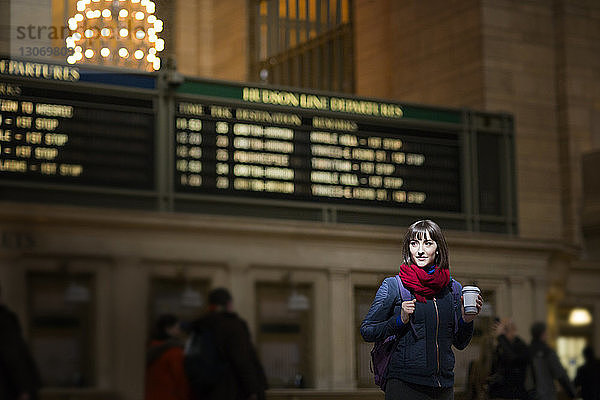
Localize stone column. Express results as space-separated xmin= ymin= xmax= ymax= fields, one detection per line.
xmin=532 ymin=276 xmax=547 ymax=323
xmin=112 ymin=257 xmax=148 ymax=400
xmin=228 ymin=262 xmax=255 ymax=335
xmin=509 ymin=276 xmax=531 ymax=341
xmin=495 ymin=278 xmax=510 ymax=319
xmin=595 ymin=301 xmax=600 ymax=353
xmin=329 ymin=268 xmax=354 ymax=389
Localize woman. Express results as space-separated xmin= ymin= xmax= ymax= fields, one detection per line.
xmin=145 ymin=314 xmax=191 ymax=400
xmin=361 ymin=219 xmax=483 ymax=400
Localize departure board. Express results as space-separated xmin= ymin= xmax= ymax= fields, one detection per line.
xmin=174 ymin=100 xmax=461 ymax=211
xmin=0 ymin=58 xmax=516 ymax=231
xmin=0 ymin=61 xmax=155 ymax=190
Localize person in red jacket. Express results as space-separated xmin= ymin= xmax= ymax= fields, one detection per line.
xmin=145 ymin=314 xmax=190 ymax=400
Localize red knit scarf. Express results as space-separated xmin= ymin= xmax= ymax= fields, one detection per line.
xmin=398 ymin=264 xmax=450 ymax=302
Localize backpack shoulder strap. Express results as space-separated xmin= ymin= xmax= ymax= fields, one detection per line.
xmin=394 ymin=275 xmax=412 ymax=302
xmin=451 ymin=279 xmax=462 ymax=303
xmin=450 ymin=279 xmax=462 ymax=334
xmin=393 ymin=275 xmax=418 ymax=335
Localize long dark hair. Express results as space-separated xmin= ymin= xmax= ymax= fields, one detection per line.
xmin=401 ymin=219 xmax=449 ymax=269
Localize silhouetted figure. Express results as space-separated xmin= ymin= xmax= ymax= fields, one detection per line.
xmin=529 ymin=322 xmax=575 ymax=400
xmin=487 ymin=318 xmax=529 ymax=399
xmin=0 ymin=284 xmax=42 ymax=400
xmin=466 ymin=333 xmax=495 ymax=400
xmin=188 ymin=288 xmax=267 ymax=400
xmin=145 ymin=314 xmax=190 ymax=400
xmin=574 ymin=346 xmax=600 ymax=400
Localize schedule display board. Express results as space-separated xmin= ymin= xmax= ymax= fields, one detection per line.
xmin=0 ymin=59 xmax=156 ymax=190
xmin=175 ymin=83 xmax=463 ymax=212
xmin=0 ymin=58 xmax=515 ymax=232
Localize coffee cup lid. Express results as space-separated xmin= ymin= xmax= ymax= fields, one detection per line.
xmin=462 ymin=285 xmax=480 ymax=292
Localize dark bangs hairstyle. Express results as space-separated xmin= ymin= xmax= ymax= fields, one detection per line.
xmin=401 ymin=219 xmax=450 ymax=269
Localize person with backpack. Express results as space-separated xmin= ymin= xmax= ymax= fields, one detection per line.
xmin=186 ymin=288 xmax=267 ymax=400
xmin=361 ymin=219 xmax=482 ymax=400
xmin=528 ymin=322 xmax=575 ymax=400
xmin=145 ymin=314 xmax=191 ymax=400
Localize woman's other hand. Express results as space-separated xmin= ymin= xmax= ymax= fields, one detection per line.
xmin=461 ymin=294 xmax=483 ymax=323
xmin=400 ymin=299 xmax=417 ymax=324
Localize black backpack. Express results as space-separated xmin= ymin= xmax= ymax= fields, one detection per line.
xmin=183 ymin=324 xmax=229 ymax=395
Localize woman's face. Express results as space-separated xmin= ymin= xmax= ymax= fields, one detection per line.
xmin=409 ymin=232 xmax=438 ymax=268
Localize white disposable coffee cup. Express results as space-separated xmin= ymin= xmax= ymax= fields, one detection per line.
xmin=462 ymin=286 xmax=480 ymax=314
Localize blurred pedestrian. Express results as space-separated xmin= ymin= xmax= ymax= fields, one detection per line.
xmin=528 ymin=322 xmax=575 ymax=400
xmin=573 ymin=346 xmax=600 ymax=400
xmin=145 ymin=314 xmax=190 ymax=400
xmin=0 ymin=283 xmax=42 ymax=400
xmin=466 ymin=332 xmax=495 ymax=400
xmin=487 ymin=318 xmax=529 ymax=399
xmin=188 ymin=288 xmax=267 ymax=400
xmin=361 ymin=219 xmax=482 ymax=400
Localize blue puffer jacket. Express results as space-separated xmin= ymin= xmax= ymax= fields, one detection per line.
xmin=360 ymin=276 xmax=474 ymax=388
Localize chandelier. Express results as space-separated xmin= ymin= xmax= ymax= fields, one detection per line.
xmin=65 ymin=0 xmax=164 ymax=71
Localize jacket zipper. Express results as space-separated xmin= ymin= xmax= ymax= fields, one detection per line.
xmin=433 ymin=297 xmax=441 ymax=387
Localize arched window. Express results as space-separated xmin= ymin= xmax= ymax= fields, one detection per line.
xmin=250 ymin=0 xmax=354 ymax=93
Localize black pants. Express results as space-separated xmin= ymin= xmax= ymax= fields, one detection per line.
xmin=385 ymin=379 xmax=454 ymax=400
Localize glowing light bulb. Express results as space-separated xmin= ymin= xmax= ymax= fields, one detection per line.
xmin=102 ymin=9 xmax=111 ymax=18
xmin=134 ymin=50 xmax=144 ymax=59
xmin=75 ymin=52 xmax=83 ymax=61
xmin=119 ymin=28 xmax=128 ymax=37
xmin=147 ymin=28 xmax=155 ymax=36
xmin=86 ymin=10 xmax=95 ymax=18
xmin=101 ymin=28 xmax=110 ymax=37
xmin=118 ymin=48 xmax=129 ymax=58
xmin=146 ymin=2 xmax=155 ymax=13
xmin=76 ymin=1 xmax=86 ymax=11
xmin=135 ymin=30 xmax=145 ymax=39
xmin=132 ymin=0 xmax=140 ymax=2
xmin=148 ymin=47 xmax=156 ymax=55
xmin=74 ymin=13 xmax=84 ymax=21
xmin=135 ymin=11 xmax=144 ymax=20
xmin=85 ymin=49 xmax=94 ymax=58
xmin=119 ymin=9 xmax=128 ymax=18
xmin=84 ymin=29 xmax=94 ymax=38
xmin=155 ymin=38 xmax=164 ymax=51
xmin=73 ymin=32 xmax=82 ymax=41
xmin=153 ymin=57 xmax=160 ymax=70
xmin=154 ymin=20 xmax=163 ymax=33
xmin=66 ymin=37 xmax=75 ymax=48
xmin=100 ymin=48 xmax=110 ymax=57
xmin=146 ymin=53 xmax=155 ymax=62
xmin=74 ymin=46 xmax=83 ymax=53
xmin=147 ymin=15 xmax=156 ymax=23
xmin=94 ymin=10 xmax=101 ymax=18
xmin=67 ymin=56 xmax=76 ymax=64
xmin=569 ymin=308 xmax=592 ymax=326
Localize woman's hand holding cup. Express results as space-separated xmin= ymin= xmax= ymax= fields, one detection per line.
xmin=461 ymin=293 xmax=483 ymax=323
xmin=401 ymin=299 xmax=417 ymax=324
